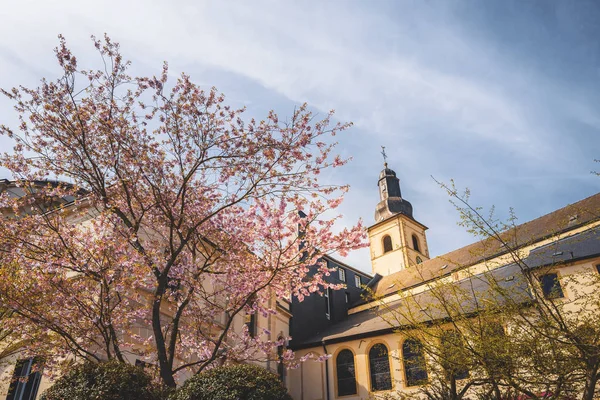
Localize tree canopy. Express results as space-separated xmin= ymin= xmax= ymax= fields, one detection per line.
xmin=0 ymin=34 xmax=365 ymax=387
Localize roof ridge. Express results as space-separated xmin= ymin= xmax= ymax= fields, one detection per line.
xmin=370 ymin=191 xmax=600 ymax=298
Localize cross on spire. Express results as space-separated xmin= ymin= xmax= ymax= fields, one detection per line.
xmin=380 ymin=146 xmax=388 ymax=168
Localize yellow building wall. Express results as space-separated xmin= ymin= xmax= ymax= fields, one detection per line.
xmin=289 ymin=258 xmax=600 ymax=400
xmin=0 ymin=353 xmax=54 ymax=400
xmin=288 ymin=350 xmax=327 ymax=400
xmin=369 ymin=215 xmax=429 ymax=277
xmin=291 ymin=333 xmax=425 ymax=400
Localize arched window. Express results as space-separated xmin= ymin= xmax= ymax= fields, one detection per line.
xmin=336 ymin=349 xmax=357 ymax=396
xmin=402 ymin=339 xmax=428 ymax=387
xmin=412 ymin=234 xmax=420 ymax=253
xmin=382 ymin=235 xmax=393 ymax=253
xmin=481 ymin=323 xmax=511 ymax=376
xmin=369 ymin=343 xmax=392 ymax=391
xmin=441 ymin=331 xmax=469 ymax=380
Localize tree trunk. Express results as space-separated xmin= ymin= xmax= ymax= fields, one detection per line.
xmin=450 ymin=376 xmax=458 ymax=400
xmin=152 ymin=283 xmax=177 ymax=387
xmin=581 ymin=365 xmax=598 ymax=400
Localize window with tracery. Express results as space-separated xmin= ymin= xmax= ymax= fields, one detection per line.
xmin=336 ymin=349 xmax=357 ymax=396
xmin=402 ymin=339 xmax=428 ymax=387
xmin=440 ymin=331 xmax=469 ymax=380
xmin=369 ymin=343 xmax=392 ymax=391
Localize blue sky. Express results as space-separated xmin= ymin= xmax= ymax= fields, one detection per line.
xmin=1 ymin=1 xmax=599 ymax=272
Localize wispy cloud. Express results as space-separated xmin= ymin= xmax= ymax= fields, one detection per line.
xmin=1 ymin=0 xmax=598 ymax=270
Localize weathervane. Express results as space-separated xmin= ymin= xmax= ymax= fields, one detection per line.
xmin=381 ymin=146 xmax=388 ymax=168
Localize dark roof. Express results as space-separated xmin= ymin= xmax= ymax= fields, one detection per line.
xmin=323 ymin=254 xmax=372 ymax=279
xmin=524 ymin=225 xmax=600 ymax=269
xmin=375 ymin=166 xmax=414 ymax=221
xmin=0 ymin=179 xmax=88 ymax=213
xmin=374 ymin=197 xmax=414 ymax=223
xmin=369 ymin=192 xmax=600 ymax=299
xmin=292 ymin=262 xmax=532 ymax=349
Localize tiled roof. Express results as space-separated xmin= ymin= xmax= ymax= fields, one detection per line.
xmin=293 ymin=262 xmax=531 ymax=349
xmin=291 ymin=192 xmax=600 ymax=349
xmin=292 ymin=225 xmax=600 ymax=349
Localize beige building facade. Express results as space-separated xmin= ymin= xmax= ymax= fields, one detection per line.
xmin=2 ymin=170 xmax=600 ymax=400
xmin=288 ymin=165 xmax=600 ymax=400
xmin=0 ymin=179 xmax=290 ymax=400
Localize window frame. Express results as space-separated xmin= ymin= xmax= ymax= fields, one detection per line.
xmin=338 ymin=267 xmax=346 ymax=282
xmin=412 ymin=234 xmax=421 ymax=253
xmin=540 ymin=272 xmax=564 ymax=299
xmin=368 ymin=342 xmax=393 ymax=392
xmin=6 ymin=357 xmax=43 ymax=400
xmin=354 ymin=275 xmax=362 ymax=288
xmin=402 ymin=338 xmax=429 ymax=387
xmin=440 ymin=330 xmax=469 ymax=381
xmin=335 ymin=348 xmax=358 ymax=397
xmin=324 ymin=288 xmax=331 ymax=320
xmin=244 ymin=312 xmax=257 ymax=337
xmin=382 ymin=235 xmax=393 ymax=253
xmin=277 ymin=336 xmax=286 ymax=383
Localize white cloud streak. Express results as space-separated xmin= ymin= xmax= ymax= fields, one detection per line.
xmin=1 ymin=0 xmax=598 ymax=271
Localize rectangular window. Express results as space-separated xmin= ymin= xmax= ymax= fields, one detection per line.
xmin=345 ymin=292 xmax=350 ymax=303
xmin=244 ymin=313 xmax=257 ymax=337
xmin=355 ymin=275 xmax=362 ymax=288
xmin=338 ymin=267 xmax=346 ymax=282
xmin=540 ymin=273 xmax=564 ymax=299
xmin=324 ymin=288 xmax=331 ymax=320
xmin=7 ymin=357 xmax=43 ymax=400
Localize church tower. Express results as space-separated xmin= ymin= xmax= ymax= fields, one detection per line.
xmin=368 ymin=158 xmax=430 ymax=276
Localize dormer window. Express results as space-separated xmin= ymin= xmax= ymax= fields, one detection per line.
xmin=382 ymin=235 xmax=393 ymax=253
xmin=412 ymin=234 xmax=421 ymax=253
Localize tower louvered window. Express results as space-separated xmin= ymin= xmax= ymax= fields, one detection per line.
xmin=382 ymin=235 xmax=393 ymax=253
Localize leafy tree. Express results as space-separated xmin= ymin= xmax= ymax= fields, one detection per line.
xmin=173 ymin=363 xmax=292 ymax=400
xmin=374 ymin=179 xmax=600 ymax=400
xmin=40 ymin=360 xmax=166 ymax=400
xmin=0 ymin=308 xmax=23 ymax=365
xmin=0 ymin=35 xmax=365 ymax=387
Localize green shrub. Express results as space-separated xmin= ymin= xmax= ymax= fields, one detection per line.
xmin=174 ymin=363 xmax=292 ymax=400
xmin=41 ymin=360 xmax=166 ymax=400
